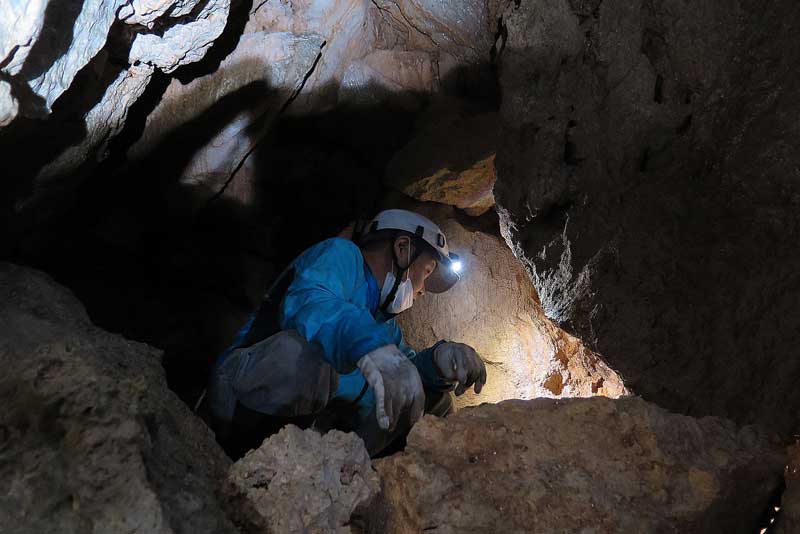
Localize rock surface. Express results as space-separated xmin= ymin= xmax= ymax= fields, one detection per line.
xmin=396 ymin=206 xmax=626 ymax=408
xmin=221 ymin=425 xmax=379 ymax=534
xmin=776 ymin=442 xmax=800 ymax=534
xmin=0 ymin=262 xmax=237 ymax=534
xmin=370 ymin=397 xmax=785 ymax=534
xmin=386 ymin=108 xmax=499 ymax=216
xmin=494 ymin=0 xmax=800 ymax=434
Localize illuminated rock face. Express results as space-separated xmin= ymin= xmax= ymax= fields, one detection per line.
xmin=0 ymin=263 xmax=235 ymax=534
xmin=396 ymin=209 xmax=626 ymax=408
xmin=370 ymin=397 xmax=785 ymax=534
xmin=2 ymin=0 xmax=498 ymax=220
xmin=386 ymin=108 xmax=499 ymax=216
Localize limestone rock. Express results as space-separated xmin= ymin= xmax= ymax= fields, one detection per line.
xmin=0 ymin=0 xmax=48 ymax=78
xmin=221 ymin=425 xmax=379 ymax=534
xmin=129 ymin=0 xmax=231 ymax=73
xmin=396 ymin=208 xmax=625 ymax=409
xmin=386 ymin=110 xmax=499 ymax=215
xmin=36 ymin=64 xmax=155 ymax=182
xmin=0 ymin=262 xmax=237 ymax=534
xmin=494 ymin=0 xmax=800 ymax=434
xmin=126 ymin=29 xmax=326 ymax=212
xmin=0 ymin=79 xmax=17 ymax=127
xmin=370 ymin=397 xmax=785 ymax=534
xmin=27 ymin=0 xmax=128 ymax=111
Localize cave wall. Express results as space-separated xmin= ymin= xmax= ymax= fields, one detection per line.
xmin=0 ymin=0 xmax=502 ymax=404
xmin=494 ymin=0 xmax=800 ymax=434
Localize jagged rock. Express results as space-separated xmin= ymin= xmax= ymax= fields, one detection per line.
xmin=221 ymin=426 xmax=379 ymax=534
xmin=126 ymin=28 xmax=326 ymax=212
xmin=36 ymin=64 xmax=155 ymax=181
xmin=0 ymin=0 xmax=48 ymax=76
xmin=121 ymin=0 xmax=203 ymax=28
xmin=0 ymin=262 xmax=237 ymax=534
xmin=369 ymin=397 xmax=785 ymax=534
xmin=128 ymin=0 xmax=231 ymax=73
xmin=396 ymin=209 xmax=625 ymax=408
xmin=386 ymin=109 xmax=498 ymax=215
xmin=494 ymin=0 xmax=800 ymax=434
xmin=27 ymin=0 xmax=128 ymax=111
xmin=776 ymin=443 xmax=800 ymax=534
xmin=0 ymin=80 xmax=16 ymax=127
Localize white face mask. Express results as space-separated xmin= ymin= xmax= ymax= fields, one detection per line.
xmin=380 ymin=244 xmax=415 ymax=314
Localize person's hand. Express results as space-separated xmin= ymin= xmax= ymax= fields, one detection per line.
xmin=433 ymin=342 xmax=487 ymax=396
xmin=357 ymin=345 xmax=425 ymax=430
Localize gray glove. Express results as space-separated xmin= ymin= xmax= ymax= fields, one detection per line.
xmin=433 ymin=342 xmax=487 ymax=396
xmin=357 ymin=344 xmax=425 ymax=430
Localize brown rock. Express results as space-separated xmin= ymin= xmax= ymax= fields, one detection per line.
xmin=0 ymin=263 xmax=236 ymax=534
xmin=369 ymin=397 xmax=784 ymax=534
xmin=396 ymin=210 xmax=625 ymax=409
xmin=221 ymin=426 xmax=380 ymax=534
xmin=386 ymin=111 xmax=498 ymax=215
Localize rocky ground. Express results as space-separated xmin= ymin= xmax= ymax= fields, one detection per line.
xmin=3 ymin=0 xmax=800 ymax=532
xmin=0 ymin=263 xmax=790 ymax=533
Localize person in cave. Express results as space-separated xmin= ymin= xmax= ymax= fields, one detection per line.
xmin=206 ymin=209 xmax=487 ymax=457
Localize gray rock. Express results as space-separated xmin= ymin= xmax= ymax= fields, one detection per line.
xmin=370 ymin=397 xmax=785 ymax=534
xmin=28 ymin=0 xmax=128 ymax=111
xmin=36 ymin=64 xmax=155 ymax=181
xmin=222 ymin=425 xmax=379 ymax=534
xmin=0 ymin=262 xmax=237 ymax=534
xmin=386 ymin=109 xmax=499 ymax=216
xmin=126 ymin=29 xmax=326 ymax=212
xmin=0 ymin=79 xmax=17 ymax=127
xmin=129 ymin=0 xmax=231 ymax=73
xmin=0 ymin=0 xmax=48 ymax=75
xmin=121 ymin=0 xmax=203 ymax=28
xmin=494 ymin=0 xmax=800 ymax=434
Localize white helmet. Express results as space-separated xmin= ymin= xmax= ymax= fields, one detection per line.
xmin=365 ymin=209 xmax=461 ymax=293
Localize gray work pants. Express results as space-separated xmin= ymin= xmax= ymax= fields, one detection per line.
xmin=209 ymin=330 xmax=451 ymax=456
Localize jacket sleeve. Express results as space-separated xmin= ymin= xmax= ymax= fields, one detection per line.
xmin=384 ymin=319 xmax=454 ymax=393
xmin=279 ymin=238 xmax=394 ymax=374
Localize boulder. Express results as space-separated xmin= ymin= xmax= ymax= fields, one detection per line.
xmin=221 ymin=426 xmax=379 ymax=534
xmin=0 ymin=262 xmax=237 ymax=534
xmin=494 ymin=0 xmax=800 ymax=434
xmin=370 ymin=397 xmax=785 ymax=534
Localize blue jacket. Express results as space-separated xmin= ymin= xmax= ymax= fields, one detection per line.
xmin=222 ymin=237 xmax=450 ymax=403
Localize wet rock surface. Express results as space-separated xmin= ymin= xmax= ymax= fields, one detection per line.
xmin=221 ymin=425 xmax=379 ymax=534
xmin=370 ymin=397 xmax=785 ymax=534
xmin=0 ymin=262 xmax=236 ymax=534
xmin=494 ymin=0 xmax=800 ymax=434
xmin=396 ymin=205 xmax=626 ymax=408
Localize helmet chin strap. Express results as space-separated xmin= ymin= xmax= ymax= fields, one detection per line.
xmin=379 ymin=241 xmax=422 ymax=314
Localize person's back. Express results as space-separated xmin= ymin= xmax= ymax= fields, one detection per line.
xmin=208 ymin=210 xmax=487 ymax=457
